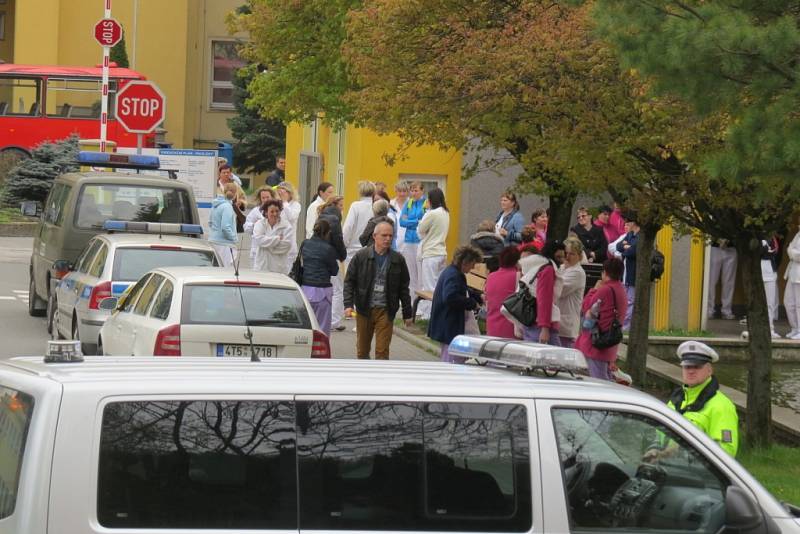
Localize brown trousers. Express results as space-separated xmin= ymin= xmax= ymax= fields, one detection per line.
xmin=356 ymin=307 xmax=393 ymax=359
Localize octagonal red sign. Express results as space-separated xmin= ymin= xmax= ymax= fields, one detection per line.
xmin=115 ymin=81 xmax=166 ymax=134
xmin=94 ymin=18 xmax=122 ymax=48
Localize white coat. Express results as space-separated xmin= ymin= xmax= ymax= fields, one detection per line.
xmin=557 ymin=262 xmax=587 ymax=339
xmin=252 ymin=217 xmax=293 ymax=274
xmin=785 ymin=232 xmax=800 ymax=284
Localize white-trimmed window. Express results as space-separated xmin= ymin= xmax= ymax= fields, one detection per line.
xmin=210 ymin=40 xmax=246 ymax=110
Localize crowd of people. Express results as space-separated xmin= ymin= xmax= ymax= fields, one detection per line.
xmin=207 ymin=160 xmax=800 ymax=377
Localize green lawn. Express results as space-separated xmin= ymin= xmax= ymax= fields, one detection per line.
xmin=0 ymin=207 xmax=37 ymax=223
xmin=649 ymin=328 xmax=715 ymax=337
xmin=738 ymin=445 xmax=800 ymax=505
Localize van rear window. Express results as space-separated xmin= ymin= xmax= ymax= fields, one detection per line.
xmin=75 ymin=184 xmax=193 ymax=229
xmin=0 ymin=387 xmax=34 ymax=519
xmin=112 ymin=248 xmax=217 ymax=281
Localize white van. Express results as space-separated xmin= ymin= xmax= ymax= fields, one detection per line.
xmin=0 ymin=344 xmax=797 ymax=534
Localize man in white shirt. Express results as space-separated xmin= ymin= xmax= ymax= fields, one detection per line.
xmin=305 ymin=182 xmax=335 ymax=239
xmin=342 ymin=181 xmax=377 ymax=269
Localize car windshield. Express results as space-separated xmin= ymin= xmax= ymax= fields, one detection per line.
xmin=181 ymin=285 xmax=312 ymax=329
xmin=112 ymin=248 xmax=218 ymax=281
xmin=75 ymin=184 xmax=193 ymax=228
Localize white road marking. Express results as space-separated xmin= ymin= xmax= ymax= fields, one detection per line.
xmin=0 ymin=296 xmax=17 ymax=300
xmin=12 ymin=290 xmax=28 ymax=294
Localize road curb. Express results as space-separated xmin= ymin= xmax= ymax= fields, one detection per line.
xmin=0 ymin=222 xmax=37 ymax=237
xmin=393 ymin=326 xmax=439 ymax=359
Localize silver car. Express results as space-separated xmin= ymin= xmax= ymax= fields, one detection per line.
xmin=50 ymin=230 xmax=219 ymax=354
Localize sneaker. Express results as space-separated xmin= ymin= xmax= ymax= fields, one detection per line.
xmin=771 ymin=331 xmax=781 ymax=339
xmin=788 ymin=330 xmax=799 ymax=338
xmin=334 ymin=324 xmax=346 ymax=332
xmin=722 ymin=313 xmax=737 ymax=320
xmin=789 ymin=332 xmax=800 ymax=341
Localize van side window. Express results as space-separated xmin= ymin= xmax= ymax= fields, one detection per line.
xmin=43 ymin=183 xmax=71 ymax=226
xmin=552 ymin=408 xmax=728 ymax=533
xmin=297 ymin=401 xmax=531 ymax=532
xmin=0 ymin=387 xmax=35 ymax=520
xmin=97 ymin=400 xmax=297 ymax=529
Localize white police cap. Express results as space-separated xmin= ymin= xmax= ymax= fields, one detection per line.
xmin=676 ymin=340 xmax=719 ymax=366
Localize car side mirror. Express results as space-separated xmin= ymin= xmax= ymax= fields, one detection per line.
xmin=98 ymin=297 xmax=119 ymax=311
xmin=725 ymin=485 xmax=765 ymax=534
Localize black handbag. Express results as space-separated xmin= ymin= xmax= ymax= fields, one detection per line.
xmin=501 ymin=280 xmax=538 ymax=327
xmin=289 ymin=243 xmax=304 ymax=284
xmin=591 ymin=287 xmax=623 ymax=349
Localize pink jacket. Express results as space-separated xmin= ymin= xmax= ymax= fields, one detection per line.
xmin=575 ymin=281 xmax=626 ymax=362
xmin=535 ymin=264 xmax=559 ymax=329
xmin=595 ymin=208 xmax=626 ymax=244
xmin=485 ymin=266 xmax=518 ymax=338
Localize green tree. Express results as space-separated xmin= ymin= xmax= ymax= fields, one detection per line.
xmin=110 ymin=31 xmax=130 ymax=68
xmin=586 ymin=1 xmax=800 ymax=445
xmin=227 ymin=65 xmax=286 ymax=175
xmin=1 ymin=136 xmax=79 ymax=207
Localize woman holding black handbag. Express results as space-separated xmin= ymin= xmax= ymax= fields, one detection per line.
xmin=575 ymin=257 xmax=627 ymax=380
xmin=294 ymin=219 xmax=339 ymax=337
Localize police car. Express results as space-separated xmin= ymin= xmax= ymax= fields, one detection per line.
xmin=49 ymin=221 xmax=219 ymax=355
xmin=98 ymin=267 xmax=330 ymax=358
xmin=0 ymin=340 xmax=796 ymax=534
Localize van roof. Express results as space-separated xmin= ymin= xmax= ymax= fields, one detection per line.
xmin=54 ymin=172 xmax=192 ymax=189
xmin=0 ymin=357 xmax=659 ymax=405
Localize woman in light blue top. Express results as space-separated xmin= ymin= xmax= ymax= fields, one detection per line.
xmin=209 ymin=182 xmax=238 ymax=267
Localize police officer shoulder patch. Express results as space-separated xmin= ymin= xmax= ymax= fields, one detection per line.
xmin=721 ymin=430 xmax=733 ymax=443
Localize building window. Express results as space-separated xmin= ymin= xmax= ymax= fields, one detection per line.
xmin=0 ymin=13 xmax=5 ymax=41
xmin=210 ymin=40 xmax=246 ymax=110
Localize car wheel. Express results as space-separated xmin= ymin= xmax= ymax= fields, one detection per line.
xmin=46 ymin=294 xmax=56 ymax=335
xmin=28 ymin=273 xmax=47 ymax=317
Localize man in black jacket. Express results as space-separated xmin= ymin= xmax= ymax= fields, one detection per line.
xmin=344 ymin=222 xmax=413 ymax=359
xmin=265 ymin=155 xmax=286 ymax=187
xmin=571 ymin=207 xmax=607 ymax=263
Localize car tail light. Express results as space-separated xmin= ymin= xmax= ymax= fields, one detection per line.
xmin=88 ymin=281 xmax=113 ymax=310
xmin=154 ymin=324 xmax=181 ymax=356
xmin=311 ymin=330 xmax=331 ymax=358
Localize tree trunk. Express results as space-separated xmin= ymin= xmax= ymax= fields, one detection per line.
xmin=546 ymin=188 xmax=577 ymax=241
xmin=626 ymin=223 xmax=657 ymax=387
xmin=737 ymin=239 xmax=772 ymax=447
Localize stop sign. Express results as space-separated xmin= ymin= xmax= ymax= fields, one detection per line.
xmin=115 ymin=81 xmax=167 ymax=134
xmin=94 ymin=18 xmax=123 ymax=48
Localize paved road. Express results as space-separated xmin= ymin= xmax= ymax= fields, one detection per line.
xmin=0 ymin=237 xmax=434 ymax=361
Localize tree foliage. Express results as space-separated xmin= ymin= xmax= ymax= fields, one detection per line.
xmin=1 ymin=136 xmax=79 ymax=207
xmin=227 ymin=65 xmax=286 ymax=175
xmin=586 ymin=0 xmax=800 ymax=445
xmin=110 ymin=31 xmax=130 ymax=68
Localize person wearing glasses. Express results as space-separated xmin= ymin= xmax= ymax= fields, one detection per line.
xmin=571 ymin=207 xmax=607 ymax=263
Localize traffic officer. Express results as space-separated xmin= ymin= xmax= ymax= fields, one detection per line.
xmin=668 ymin=340 xmax=739 ymax=456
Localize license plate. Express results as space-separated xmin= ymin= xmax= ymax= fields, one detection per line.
xmin=216 ymin=344 xmax=277 ymax=358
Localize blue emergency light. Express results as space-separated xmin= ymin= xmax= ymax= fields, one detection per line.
xmin=77 ymin=151 xmax=161 ymax=170
xmin=102 ymin=220 xmax=204 ymax=236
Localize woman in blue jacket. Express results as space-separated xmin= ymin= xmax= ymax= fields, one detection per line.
xmin=209 ymin=182 xmax=238 ymax=267
xmin=399 ymin=181 xmax=427 ymax=299
xmin=428 ymin=245 xmax=484 ymax=363
xmin=495 ymin=190 xmax=525 ymax=246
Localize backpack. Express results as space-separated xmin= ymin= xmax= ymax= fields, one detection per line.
xmin=650 ymin=249 xmax=665 ymax=282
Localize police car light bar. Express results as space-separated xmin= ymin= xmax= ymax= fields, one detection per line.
xmin=103 ymin=220 xmax=204 ymax=235
xmin=77 ymin=151 xmax=161 ymax=170
xmin=448 ymin=335 xmax=587 ymax=375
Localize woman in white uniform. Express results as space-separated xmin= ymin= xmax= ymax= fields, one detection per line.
xmin=252 ymin=199 xmax=294 ymax=274
xmin=276 ymin=182 xmax=302 ymax=268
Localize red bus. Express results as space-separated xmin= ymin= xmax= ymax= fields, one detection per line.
xmin=0 ymin=64 xmax=157 ymax=160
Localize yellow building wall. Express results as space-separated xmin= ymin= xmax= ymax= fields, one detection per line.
xmin=286 ymin=122 xmax=463 ymax=258
xmin=11 ymin=0 xmax=242 ymax=150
